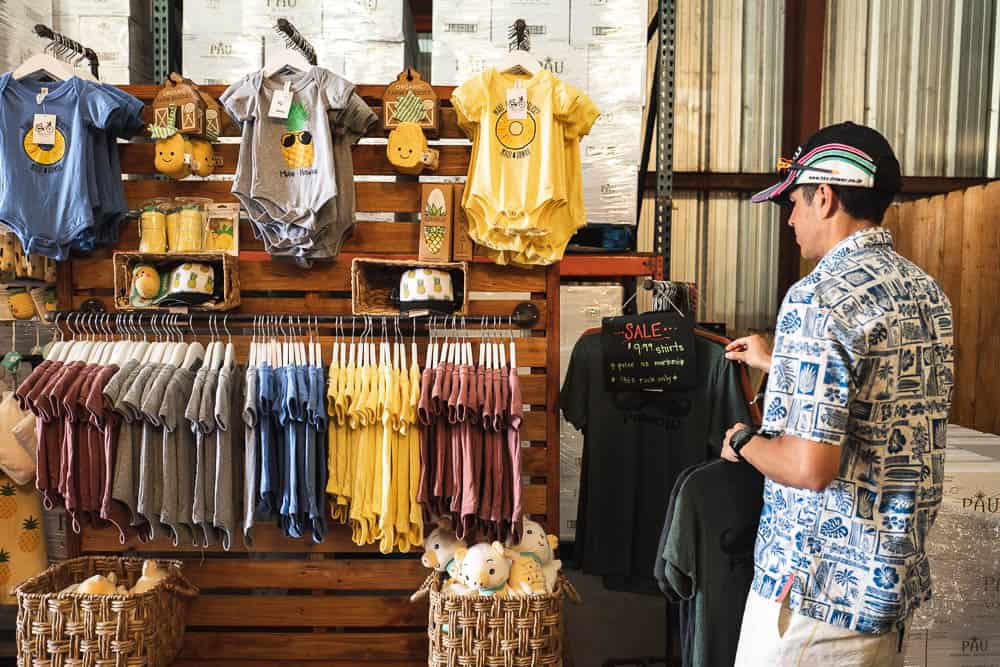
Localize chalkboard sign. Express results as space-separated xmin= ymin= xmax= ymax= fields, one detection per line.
xmin=601 ymin=312 xmax=697 ymax=392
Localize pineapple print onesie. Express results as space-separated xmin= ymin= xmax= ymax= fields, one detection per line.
xmin=221 ymin=67 xmax=354 ymax=259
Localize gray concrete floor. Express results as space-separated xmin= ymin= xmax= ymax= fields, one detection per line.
xmin=564 ymin=570 xmax=671 ymax=667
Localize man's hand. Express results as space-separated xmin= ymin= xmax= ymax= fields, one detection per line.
xmin=725 ymin=335 xmax=773 ymax=372
xmin=722 ymin=422 xmax=751 ymax=463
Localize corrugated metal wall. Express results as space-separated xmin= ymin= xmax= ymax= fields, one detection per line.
xmin=823 ymin=0 xmax=1000 ymax=177
xmin=649 ymin=0 xmax=783 ymax=334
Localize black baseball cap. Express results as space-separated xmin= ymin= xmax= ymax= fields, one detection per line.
xmin=752 ymin=122 xmax=902 ymax=206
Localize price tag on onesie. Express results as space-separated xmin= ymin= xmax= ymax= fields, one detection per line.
xmin=32 ymin=114 xmax=57 ymax=145
xmin=506 ymin=86 xmax=527 ymax=120
xmin=268 ymin=81 xmax=293 ymax=119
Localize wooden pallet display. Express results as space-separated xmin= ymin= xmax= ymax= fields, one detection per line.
xmin=57 ymin=84 xmax=562 ymax=666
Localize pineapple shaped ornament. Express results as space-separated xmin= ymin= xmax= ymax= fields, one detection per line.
xmin=282 ymin=101 xmax=314 ymax=168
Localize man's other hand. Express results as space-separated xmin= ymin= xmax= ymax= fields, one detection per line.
xmin=725 ymin=335 xmax=773 ymax=372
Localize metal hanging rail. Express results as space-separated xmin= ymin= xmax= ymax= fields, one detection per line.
xmin=44 ymin=303 xmax=541 ymax=330
xmin=33 ymin=23 xmax=100 ymax=78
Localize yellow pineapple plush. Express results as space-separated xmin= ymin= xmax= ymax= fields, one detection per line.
xmin=503 ymin=547 xmax=547 ymax=596
xmin=281 ymin=101 xmax=314 ymax=168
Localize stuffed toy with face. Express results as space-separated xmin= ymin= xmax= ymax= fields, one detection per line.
xmin=452 ymin=541 xmax=513 ymax=597
xmin=420 ymin=516 xmax=465 ymax=579
xmin=387 ymin=122 xmax=439 ymax=176
xmin=507 ymin=518 xmax=562 ymax=593
xmin=154 ymin=132 xmax=192 ymax=180
xmin=503 ymin=547 xmax=547 ymax=596
xmin=187 ymin=138 xmax=216 ymax=177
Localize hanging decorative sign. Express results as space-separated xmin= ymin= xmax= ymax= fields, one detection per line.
xmin=601 ymin=312 xmax=697 ymax=392
xmin=383 ymin=68 xmax=439 ymax=134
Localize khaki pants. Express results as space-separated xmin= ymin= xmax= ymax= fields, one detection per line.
xmin=734 ymin=592 xmax=906 ymax=667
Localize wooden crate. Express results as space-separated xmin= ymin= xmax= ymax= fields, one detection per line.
xmin=57 ymin=83 xmax=562 ymax=667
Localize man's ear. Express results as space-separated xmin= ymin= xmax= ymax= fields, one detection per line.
xmin=817 ymin=183 xmax=838 ymax=219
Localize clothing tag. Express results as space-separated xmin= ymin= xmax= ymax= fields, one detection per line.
xmin=35 ymin=87 xmax=49 ymax=105
xmin=506 ymin=86 xmax=528 ymax=120
xmin=32 ymin=114 xmax=57 ymax=145
xmin=268 ymin=81 xmax=293 ymax=119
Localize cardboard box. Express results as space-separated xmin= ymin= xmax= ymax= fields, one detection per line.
xmin=319 ymin=39 xmax=415 ymax=86
xmin=99 ymin=65 xmax=153 ymax=84
xmin=569 ymin=0 xmax=646 ymax=47
xmin=322 ymin=0 xmax=409 ymax=42
xmin=181 ymin=32 xmax=262 ymax=85
xmin=182 ymin=0 xmax=242 ymax=34
xmin=53 ymin=0 xmax=149 ymax=23
xmin=54 ymin=15 xmax=153 ymax=71
xmin=419 ymin=183 xmax=453 ymax=262
xmin=432 ymin=0 xmax=490 ymax=41
xmin=241 ymin=0 xmax=323 ymax=32
xmin=451 ymin=183 xmax=474 ymax=261
xmin=491 ymin=0 xmax=570 ymax=48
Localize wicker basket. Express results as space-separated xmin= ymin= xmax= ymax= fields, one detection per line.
xmin=113 ymin=251 xmax=241 ymax=311
xmin=14 ymin=556 xmax=199 ymax=667
xmin=416 ymin=572 xmax=581 ymax=667
xmin=351 ymin=257 xmax=469 ymax=316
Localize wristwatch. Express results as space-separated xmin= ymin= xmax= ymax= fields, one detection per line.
xmin=729 ymin=426 xmax=758 ymax=461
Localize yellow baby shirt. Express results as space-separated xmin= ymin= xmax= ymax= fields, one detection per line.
xmin=452 ymin=68 xmax=600 ymax=266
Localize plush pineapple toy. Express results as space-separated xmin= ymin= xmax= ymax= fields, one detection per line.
xmin=281 ymin=101 xmax=314 ymax=168
xmin=150 ymin=106 xmax=217 ymax=179
xmin=387 ymin=122 xmax=439 ymax=176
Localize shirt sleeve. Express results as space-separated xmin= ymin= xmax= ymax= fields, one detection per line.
xmin=332 ymin=92 xmax=377 ymax=144
xmin=662 ymin=484 xmax=697 ymax=601
xmin=706 ymin=358 xmax=754 ymax=456
xmin=78 ymin=81 xmax=119 ymax=130
xmin=450 ymin=74 xmax=486 ymax=139
xmin=559 ymin=335 xmax=591 ymax=431
xmin=220 ymin=76 xmax=258 ymax=123
xmin=320 ymin=70 xmax=355 ymax=112
xmin=554 ymin=81 xmax=600 ymax=140
xmin=762 ymin=303 xmax=859 ymax=447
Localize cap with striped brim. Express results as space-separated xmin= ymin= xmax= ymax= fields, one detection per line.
xmin=752 ymin=122 xmax=901 ymax=206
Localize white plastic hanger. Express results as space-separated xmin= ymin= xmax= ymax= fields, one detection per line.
xmin=209 ymin=315 xmax=224 ymax=372
xmin=183 ymin=315 xmax=205 ymax=370
xmin=222 ymin=314 xmax=235 ymax=369
xmin=167 ymin=315 xmax=188 ymax=368
xmin=45 ymin=313 xmax=65 ymax=361
xmin=13 ymin=42 xmax=78 ymax=82
xmin=498 ymin=47 xmax=538 ymax=76
xmin=509 ymin=316 xmax=518 ymax=369
xmin=499 ymin=318 xmax=507 ymax=369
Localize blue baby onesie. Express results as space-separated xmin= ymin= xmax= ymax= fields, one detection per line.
xmin=0 ymin=75 xmax=120 ymax=259
xmin=257 ymin=363 xmax=279 ymax=518
xmin=307 ymin=364 xmax=328 ymax=544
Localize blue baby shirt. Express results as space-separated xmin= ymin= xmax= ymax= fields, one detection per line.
xmin=0 ymin=75 xmax=120 ymax=259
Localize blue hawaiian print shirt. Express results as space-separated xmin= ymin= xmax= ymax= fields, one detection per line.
xmin=751 ymin=227 xmax=954 ymax=635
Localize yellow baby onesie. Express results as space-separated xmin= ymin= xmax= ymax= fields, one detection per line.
xmin=378 ymin=362 xmax=401 ymax=554
xmin=406 ymin=358 xmax=424 ymax=547
xmin=394 ymin=364 xmax=412 ymax=552
xmin=326 ymin=359 xmax=344 ymax=521
xmin=349 ymin=362 xmax=372 ymax=545
xmin=452 ymin=68 xmax=600 ymax=265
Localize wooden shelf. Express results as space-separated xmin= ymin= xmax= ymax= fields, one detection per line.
xmin=560 ymin=253 xmax=663 ymax=279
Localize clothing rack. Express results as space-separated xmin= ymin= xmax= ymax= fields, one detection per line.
xmin=33 ymin=24 xmax=100 ymax=78
xmin=508 ymin=18 xmax=530 ymax=52
xmin=275 ymin=18 xmax=317 ymax=66
xmin=45 ymin=303 xmax=542 ymax=329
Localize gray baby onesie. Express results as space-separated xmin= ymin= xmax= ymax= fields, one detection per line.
xmin=111 ymin=359 xmax=146 ymax=528
xmin=102 ymin=358 xmax=140 ymax=526
xmin=160 ymin=366 xmax=197 ymax=547
xmin=213 ymin=360 xmax=237 ymax=550
xmin=136 ymin=363 xmax=174 ymax=539
xmin=242 ymin=365 xmax=259 ymax=547
xmin=184 ymin=367 xmax=210 ymax=546
xmin=192 ymin=366 xmax=219 ymax=546
xmin=122 ymin=362 xmax=162 ymax=537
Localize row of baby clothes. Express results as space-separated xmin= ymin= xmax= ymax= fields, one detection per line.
xmin=18 ymin=339 xmax=243 ymax=550
xmin=416 ymin=345 xmax=524 ymax=544
xmin=249 ymin=359 xmax=329 ymax=545
xmin=452 ymin=68 xmax=599 ymax=266
xmin=221 ymin=66 xmax=376 ymax=267
xmin=0 ymin=74 xmax=144 ymax=259
xmin=325 ymin=342 xmax=424 ymax=553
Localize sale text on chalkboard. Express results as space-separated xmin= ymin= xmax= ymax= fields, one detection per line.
xmin=601 ymin=312 xmax=697 ymax=392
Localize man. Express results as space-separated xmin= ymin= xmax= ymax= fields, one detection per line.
xmin=722 ymin=122 xmax=954 ymax=665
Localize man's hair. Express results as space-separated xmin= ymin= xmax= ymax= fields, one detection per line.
xmin=798 ymin=183 xmax=895 ymax=224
